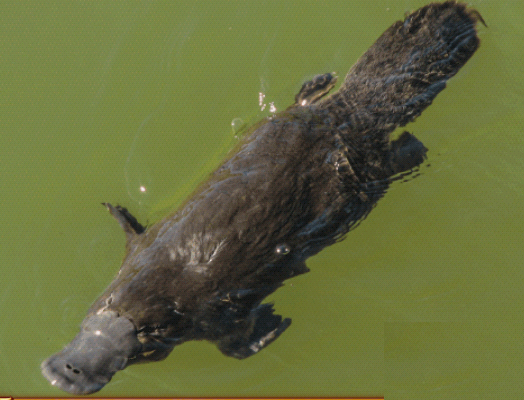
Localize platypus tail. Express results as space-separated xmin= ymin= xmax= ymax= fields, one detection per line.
xmin=322 ymin=1 xmax=484 ymax=132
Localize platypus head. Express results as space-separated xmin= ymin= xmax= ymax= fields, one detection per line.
xmin=41 ymin=310 xmax=142 ymax=394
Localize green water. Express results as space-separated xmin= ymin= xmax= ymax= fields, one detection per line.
xmin=1 ymin=1 xmax=523 ymax=398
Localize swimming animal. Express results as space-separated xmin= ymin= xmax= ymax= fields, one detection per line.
xmin=41 ymin=1 xmax=483 ymax=394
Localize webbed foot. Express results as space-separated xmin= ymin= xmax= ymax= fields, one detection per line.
xmin=295 ymin=73 xmax=337 ymax=106
xmin=103 ymin=203 xmax=145 ymax=237
xmin=216 ymin=304 xmax=291 ymax=359
xmin=385 ymin=131 xmax=428 ymax=176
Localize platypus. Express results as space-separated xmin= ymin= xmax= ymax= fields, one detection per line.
xmin=42 ymin=2 xmax=483 ymax=394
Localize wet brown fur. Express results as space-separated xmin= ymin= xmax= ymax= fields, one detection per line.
xmin=93 ymin=1 xmax=482 ymax=361
xmin=43 ymin=2 xmax=483 ymax=392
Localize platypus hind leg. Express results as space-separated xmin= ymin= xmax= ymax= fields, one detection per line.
xmin=385 ymin=131 xmax=428 ymax=176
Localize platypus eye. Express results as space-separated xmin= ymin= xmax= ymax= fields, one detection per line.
xmin=275 ymin=244 xmax=291 ymax=255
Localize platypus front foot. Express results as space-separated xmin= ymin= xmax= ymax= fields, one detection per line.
xmin=216 ymin=304 xmax=291 ymax=359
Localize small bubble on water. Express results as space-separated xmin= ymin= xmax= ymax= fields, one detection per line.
xmin=275 ymin=243 xmax=291 ymax=255
xmin=231 ymin=118 xmax=245 ymax=134
xmin=258 ymin=92 xmax=265 ymax=106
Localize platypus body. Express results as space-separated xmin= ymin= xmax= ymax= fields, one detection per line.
xmin=42 ymin=2 xmax=483 ymax=394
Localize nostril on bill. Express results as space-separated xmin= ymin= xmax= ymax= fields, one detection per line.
xmin=65 ymin=363 xmax=82 ymax=375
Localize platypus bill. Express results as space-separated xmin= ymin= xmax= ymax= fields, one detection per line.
xmin=42 ymin=2 xmax=483 ymax=394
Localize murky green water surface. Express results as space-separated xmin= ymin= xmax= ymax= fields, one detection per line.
xmin=1 ymin=1 xmax=523 ymax=398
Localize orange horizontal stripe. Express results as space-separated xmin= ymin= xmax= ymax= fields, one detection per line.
xmin=7 ymin=398 xmax=384 ymax=400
